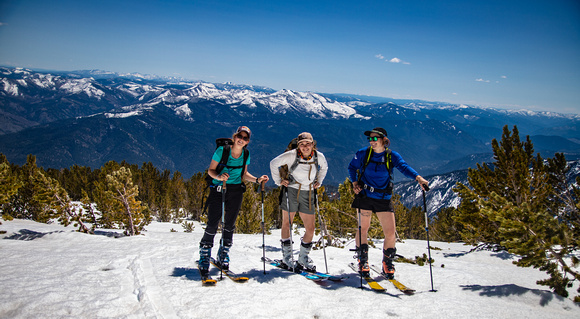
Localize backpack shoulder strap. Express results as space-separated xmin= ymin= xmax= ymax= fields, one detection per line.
xmin=357 ymin=147 xmax=372 ymax=183
xmin=364 ymin=147 xmax=372 ymax=167
xmin=241 ymin=147 xmax=249 ymax=177
xmin=385 ymin=148 xmax=393 ymax=178
xmin=288 ymin=150 xmax=301 ymax=174
xmin=216 ymin=145 xmax=231 ymax=174
xmin=313 ymin=150 xmax=319 ymax=167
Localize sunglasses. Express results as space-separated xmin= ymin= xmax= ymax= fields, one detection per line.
xmin=367 ymin=136 xmax=381 ymax=141
xmin=236 ymin=134 xmax=250 ymax=141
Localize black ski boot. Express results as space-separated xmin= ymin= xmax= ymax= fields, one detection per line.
xmin=357 ymin=244 xmax=370 ymax=276
xmin=382 ymin=247 xmax=396 ymax=279
xmin=216 ymin=243 xmax=231 ymax=270
xmin=198 ymin=244 xmax=212 ymax=276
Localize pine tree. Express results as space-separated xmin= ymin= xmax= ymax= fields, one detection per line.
xmin=430 ymin=207 xmax=463 ymax=242
xmin=392 ymin=193 xmax=410 ymax=239
xmin=80 ymin=190 xmax=99 ymax=233
xmin=170 ymin=171 xmax=189 ymax=221
xmin=4 ymin=155 xmax=57 ymax=222
xmin=99 ymin=167 xmax=150 ymax=236
xmin=236 ymin=182 xmax=264 ymax=234
xmin=0 ymin=162 xmax=21 ymax=207
xmin=185 ymin=172 xmax=209 ymax=221
xmin=33 ymin=171 xmax=93 ymax=233
xmin=453 ymin=125 xmax=580 ymax=299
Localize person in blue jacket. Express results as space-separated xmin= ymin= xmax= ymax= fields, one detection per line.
xmin=348 ymin=127 xmax=429 ymax=278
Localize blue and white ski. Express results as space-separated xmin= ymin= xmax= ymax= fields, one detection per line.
xmin=262 ymin=257 xmax=346 ymax=281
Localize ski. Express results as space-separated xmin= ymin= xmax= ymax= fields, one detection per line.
xmin=262 ymin=257 xmax=325 ymax=281
xmin=210 ymin=258 xmax=249 ymax=283
xmin=348 ymin=263 xmax=386 ymax=292
xmin=304 ymin=270 xmax=347 ymax=282
xmin=370 ymin=264 xmax=415 ymax=295
xmin=201 ymin=274 xmax=217 ymax=286
xmin=295 ymin=262 xmax=347 ymax=281
xmin=196 ymin=261 xmax=217 ymax=286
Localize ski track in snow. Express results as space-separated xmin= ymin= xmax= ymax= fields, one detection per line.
xmin=0 ymin=219 xmax=579 ymax=319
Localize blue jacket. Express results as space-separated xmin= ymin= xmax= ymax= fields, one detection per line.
xmin=348 ymin=147 xmax=419 ymax=200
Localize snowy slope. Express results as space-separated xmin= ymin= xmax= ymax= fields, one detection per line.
xmin=1 ymin=219 xmax=578 ymax=318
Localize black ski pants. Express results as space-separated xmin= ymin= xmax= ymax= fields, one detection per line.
xmin=200 ymin=183 xmax=245 ymax=248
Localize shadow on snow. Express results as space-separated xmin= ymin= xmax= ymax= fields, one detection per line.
xmin=461 ymin=284 xmax=566 ymax=307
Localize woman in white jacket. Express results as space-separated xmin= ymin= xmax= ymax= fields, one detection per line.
xmin=269 ymin=132 xmax=328 ymax=271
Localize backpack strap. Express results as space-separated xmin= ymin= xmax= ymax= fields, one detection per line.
xmin=288 ymin=150 xmax=319 ymax=184
xmin=215 ymin=145 xmax=231 ymax=175
xmin=241 ymin=148 xmax=249 ymax=178
xmin=202 ymin=143 xmax=248 ymax=214
xmin=357 ymin=147 xmax=373 ymax=183
xmin=214 ymin=146 xmax=249 ymax=181
xmin=357 ymin=147 xmax=394 ymax=188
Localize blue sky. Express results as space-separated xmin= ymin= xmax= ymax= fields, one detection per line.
xmin=1 ymin=0 xmax=579 ymax=113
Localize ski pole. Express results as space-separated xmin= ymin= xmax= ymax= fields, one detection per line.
xmin=261 ymin=180 xmax=266 ymax=275
xmin=349 ymin=194 xmax=364 ymax=289
xmin=220 ymin=180 xmax=227 ymax=281
xmin=286 ymin=186 xmax=295 ymax=272
xmin=422 ymin=185 xmax=436 ymax=292
xmin=315 ymin=189 xmax=328 ymax=273
xmin=357 ymin=206 xmax=363 ymax=289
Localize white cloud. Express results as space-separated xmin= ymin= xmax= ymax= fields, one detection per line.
xmin=376 ymin=55 xmax=410 ymax=65
xmin=0 ymin=22 xmax=6 ymax=26
xmin=501 ymin=75 xmax=507 ymax=79
xmin=476 ymin=78 xmax=490 ymax=83
xmin=452 ymin=93 xmax=458 ymax=95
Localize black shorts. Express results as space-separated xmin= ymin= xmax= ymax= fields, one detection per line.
xmin=351 ymin=195 xmax=394 ymax=213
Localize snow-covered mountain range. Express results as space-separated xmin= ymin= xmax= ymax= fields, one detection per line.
xmin=1 ymin=66 xmax=579 ymax=206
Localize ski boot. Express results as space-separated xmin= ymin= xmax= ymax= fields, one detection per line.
xmin=357 ymin=244 xmax=370 ymax=276
xmin=216 ymin=242 xmax=231 ymax=270
xmin=382 ymin=247 xmax=396 ymax=279
xmin=281 ymin=238 xmax=295 ymax=270
xmin=297 ymin=241 xmax=316 ymax=272
xmin=198 ymin=244 xmax=212 ymax=276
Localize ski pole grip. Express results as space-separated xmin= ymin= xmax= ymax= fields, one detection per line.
xmin=261 ymin=180 xmax=265 ymax=192
xmin=423 ymin=184 xmax=430 ymax=192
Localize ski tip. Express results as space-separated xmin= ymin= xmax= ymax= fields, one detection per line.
xmin=202 ymin=279 xmax=217 ymax=286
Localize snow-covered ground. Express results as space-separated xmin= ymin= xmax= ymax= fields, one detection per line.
xmin=1 ymin=219 xmax=578 ymax=318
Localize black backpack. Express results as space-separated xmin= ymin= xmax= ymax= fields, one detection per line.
xmin=201 ymin=138 xmax=249 ymax=213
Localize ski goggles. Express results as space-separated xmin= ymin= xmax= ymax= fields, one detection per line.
xmin=367 ymin=136 xmax=380 ymax=141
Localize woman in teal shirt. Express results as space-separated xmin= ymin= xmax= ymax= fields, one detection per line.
xmin=198 ymin=126 xmax=269 ymax=275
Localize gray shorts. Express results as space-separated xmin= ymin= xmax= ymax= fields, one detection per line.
xmin=280 ymin=187 xmax=316 ymax=215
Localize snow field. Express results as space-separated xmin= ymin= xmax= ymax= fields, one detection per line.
xmin=1 ymin=219 xmax=578 ymax=318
